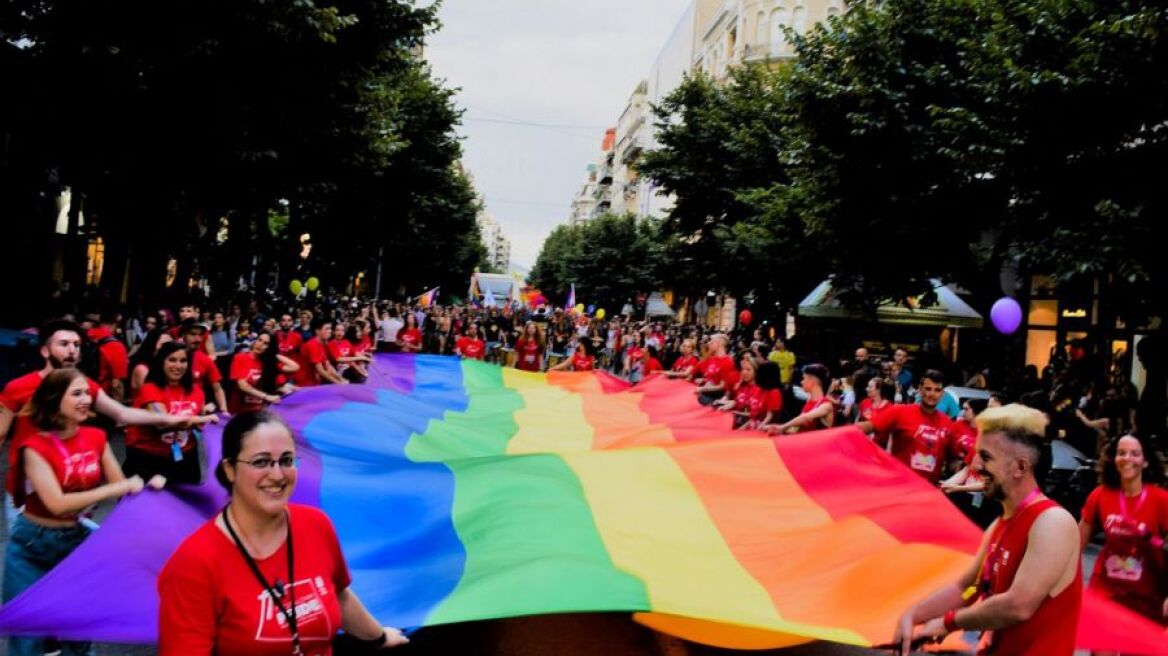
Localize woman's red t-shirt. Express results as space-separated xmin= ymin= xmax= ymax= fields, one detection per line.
xmin=229 ymin=352 xmax=266 ymax=414
xmin=19 ymin=426 xmax=107 ymax=519
xmin=570 ymin=353 xmax=595 ymax=371
xmin=1081 ymin=485 xmax=1168 ymax=622
xmin=158 ymin=504 xmax=352 ymax=656
xmin=127 ymin=383 xmax=205 ymax=456
xmin=398 ymin=328 xmax=422 ymax=350
xmin=515 ymin=338 xmax=543 ymax=372
xmin=671 ymin=354 xmax=699 ymax=374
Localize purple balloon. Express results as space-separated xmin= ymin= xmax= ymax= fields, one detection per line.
xmin=990 ymin=297 xmax=1023 ymax=334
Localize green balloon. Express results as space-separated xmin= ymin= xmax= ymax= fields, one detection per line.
xmin=306 ymin=276 xmax=320 ymax=292
xmin=289 ymin=280 xmax=303 ymax=295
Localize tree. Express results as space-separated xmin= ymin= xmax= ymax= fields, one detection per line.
xmin=530 ymin=214 xmax=664 ymax=313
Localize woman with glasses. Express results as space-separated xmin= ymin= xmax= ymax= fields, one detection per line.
xmin=158 ymin=411 xmax=409 ymax=655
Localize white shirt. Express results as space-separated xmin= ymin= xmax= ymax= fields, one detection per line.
xmin=380 ymin=317 xmax=403 ymax=343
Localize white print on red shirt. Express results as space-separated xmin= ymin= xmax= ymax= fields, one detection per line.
xmin=908 ymin=425 xmax=947 ymax=473
xmin=161 ymin=399 xmax=199 ymax=446
xmin=254 ymin=577 xmax=334 ymax=643
xmin=61 ymin=451 xmax=101 ymax=489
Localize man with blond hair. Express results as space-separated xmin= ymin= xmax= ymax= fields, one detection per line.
xmin=892 ymin=404 xmax=1081 ymax=655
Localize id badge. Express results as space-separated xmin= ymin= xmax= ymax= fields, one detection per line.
xmin=171 ymin=440 xmax=184 ymax=462
xmin=971 ymin=492 xmax=984 ymax=508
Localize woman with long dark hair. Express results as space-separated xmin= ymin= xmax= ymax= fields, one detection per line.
xmin=126 ymin=342 xmax=219 ymax=484
xmin=229 ymin=332 xmax=300 ymax=414
xmin=1079 ymin=434 xmax=1168 ymax=630
xmin=128 ymin=328 xmax=174 ymax=398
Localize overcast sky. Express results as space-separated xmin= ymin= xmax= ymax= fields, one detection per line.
xmin=423 ymin=0 xmax=692 ymax=269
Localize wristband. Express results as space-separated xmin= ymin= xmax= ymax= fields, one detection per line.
xmin=943 ymin=609 xmax=960 ymax=633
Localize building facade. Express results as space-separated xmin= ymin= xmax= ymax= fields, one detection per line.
xmin=566 ymin=0 xmax=843 ymax=226
xmin=476 ymin=211 xmax=511 ymax=272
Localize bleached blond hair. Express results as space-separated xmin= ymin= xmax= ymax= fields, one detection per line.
xmin=976 ymin=403 xmax=1048 ymax=437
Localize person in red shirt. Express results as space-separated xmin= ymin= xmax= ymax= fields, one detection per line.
xmin=950 ymin=398 xmax=989 ymax=472
xmin=551 ymin=341 xmax=597 ymax=372
xmin=296 ymin=320 xmax=347 ymax=387
xmin=623 ymin=332 xmax=646 ymax=382
xmin=274 ymin=313 xmax=304 ymax=359
xmin=661 ymin=338 xmax=699 ymax=380
xmin=694 ymin=334 xmax=739 ymax=405
xmin=455 ymin=323 xmax=487 ymax=360
xmin=858 ymin=376 xmax=895 ymax=423
xmin=895 ymin=404 xmax=1081 ymax=656
xmin=642 ymin=345 xmax=664 ymax=377
xmin=2 ymin=369 xmax=162 ymax=656
xmin=767 ymin=363 xmax=834 ymax=434
xmin=181 ymin=320 xmax=228 ymax=414
xmin=352 ymin=319 xmax=375 ymax=360
xmin=329 ymin=323 xmax=370 ymax=383
xmin=126 ymin=342 xmax=219 ymax=484
xmin=158 ymin=411 xmax=409 ymax=655
xmin=1079 ymin=434 xmax=1168 ymax=625
xmin=1 ymin=321 xmax=192 ymax=515
xmin=714 ymin=353 xmax=772 ymax=429
xmin=397 ymin=313 xmax=423 ymax=354
xmin=128 ymin=329 xmax=174 ymax=398
xmin=88 ymin=310 xmax=129 ymax=402
xmin=229 ymin=332 xmax=300 ymax=414
xmin=857 ymin=370 xmax=959 ymax=484
xmin=514 ymin=321 xmax=544 ymax=372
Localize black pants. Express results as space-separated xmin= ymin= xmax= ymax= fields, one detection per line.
xmin=122 ymin=445 xmax=203 ymax=486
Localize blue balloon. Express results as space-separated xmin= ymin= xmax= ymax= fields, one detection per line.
xmin=586 ymin=304 xmax=596 ymax=314
xmin=990 ymin=297 xmax=1023 ymax=335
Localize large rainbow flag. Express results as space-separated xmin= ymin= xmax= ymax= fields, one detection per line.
xmin=1 ymin=355 xmax=1165 ymax=652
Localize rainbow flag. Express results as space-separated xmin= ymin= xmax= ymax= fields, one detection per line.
xmin=1 ymin=355 xmax=1165 ymax=653
xmin=417 ymin=286 xmax=439 ymax=307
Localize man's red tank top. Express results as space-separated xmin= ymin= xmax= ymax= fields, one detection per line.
xmin=978 ymin=497 xmax=1082 ymax=655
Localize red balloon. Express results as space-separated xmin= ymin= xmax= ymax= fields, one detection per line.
xmin=739 ymin=309 xmax=753 ymax=326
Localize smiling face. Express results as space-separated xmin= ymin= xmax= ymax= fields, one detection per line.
xmin=59 ymin=375 xmax=93 ymax=425
xmin=224 ymin=421 xmax=298 ymax=517
xmin=739 ymin=357 xmax=756 ymax=383
xmin=1113 ymin=435 xmax=1147 ymax=485
xmin=162 ymin=349 xmax=189 ymax=384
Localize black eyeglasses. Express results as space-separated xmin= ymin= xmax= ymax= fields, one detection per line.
xmin=234 ymin=454 xmax=299 ymax=470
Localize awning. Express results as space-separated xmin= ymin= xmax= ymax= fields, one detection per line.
xmin=645 ymin=292 xmax=676 ymax=319
xmin=798 ymin=279 xmax=983 ymax=328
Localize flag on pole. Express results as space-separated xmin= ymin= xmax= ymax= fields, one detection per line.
xmin=468 ymin=275 xmax=481 ymax=307
xmin=417 ymin=286 xmax=440 ymax=307
xmin=566 ymin=283 xmax=576 ymax=311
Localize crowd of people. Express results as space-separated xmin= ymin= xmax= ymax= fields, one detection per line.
xmin=0 ymin=294 xmax=1164 ymax=654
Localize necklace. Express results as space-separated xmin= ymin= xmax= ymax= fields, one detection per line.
xmin=222 ymin=506 xmax=301 ymax=655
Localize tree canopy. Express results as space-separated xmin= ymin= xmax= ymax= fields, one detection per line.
xmin=0 ymin=0 xmax=485 ymax=321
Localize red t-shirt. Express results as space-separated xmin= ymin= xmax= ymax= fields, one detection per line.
xmin=858 ymin=398 xmax=891 ymax=422
xmin=18 ymin=426 xmax=107 ymax=519
xmin=456 ymin=336 xmax=486 ymax=360
xmin=735 ymin=384 xmax=782 ymax=422
xmin=87 ymin=326 xmax=128 ymax=393
xmin=570 ymin=353 xmax=595 ymax=371
xmin=398 ymin=328 xmax=422 ymax=350
xmin=296 ymin=338 xmax=329 ymax=387
xmin=950 ymin=418 xmax=978 ymax=464
xmin=127 ymin=383 xmax=205 ymax=456
xmin=3 ymin=371 xmax=102 ymax=495
xmin=643 ymin=357 xmax=663 ymax=375
xmin=158 ymin=504 xmax=352 ymax=656
xmin=354 ymin=336 xmax=373 ymax=356
xmin=326 ymin=340 xmax=353 ymax=368
xmin=1081 ymin=485 xmax=1168 ymax=621
xmin=191 ymin=350 xmax=222 ymax=387
xmin=515 ymin=338 xmax=543 ymax=372
xmin=625 ymin=346 xmax=644 ymax=367
xmin=696 ymin=355 xmax=739 ymax=389
xmin=671 ymin=354 xmax=699 ymax=374
xmin=798 ymin=396 xmax=835 ymax=433
xmin=229 ymin=352 xmax=266 ymax=414
xmin=869 ymin=404 xmax=957 ymax=483
xmin=978 ymin=499 xmax=1081 ymax=655
xmin=274 ymin=330 xmax=303 ymax=357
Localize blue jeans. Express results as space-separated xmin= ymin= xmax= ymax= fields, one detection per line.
xmin=2 ymin=515 xmax=93 ymax=656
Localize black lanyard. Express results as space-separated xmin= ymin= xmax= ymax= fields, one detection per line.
xmin=222 ymin=506 xmax=300 ymax=655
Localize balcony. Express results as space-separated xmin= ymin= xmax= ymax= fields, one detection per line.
xmin=619 ymin=136 xmax=645 ymax=164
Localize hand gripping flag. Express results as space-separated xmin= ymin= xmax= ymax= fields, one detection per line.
xmin=2 ymin=355 xmax=1166 ymax=654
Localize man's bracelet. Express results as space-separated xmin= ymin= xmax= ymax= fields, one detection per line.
xmin=943 ymin=609 xmax=960 ymax=633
